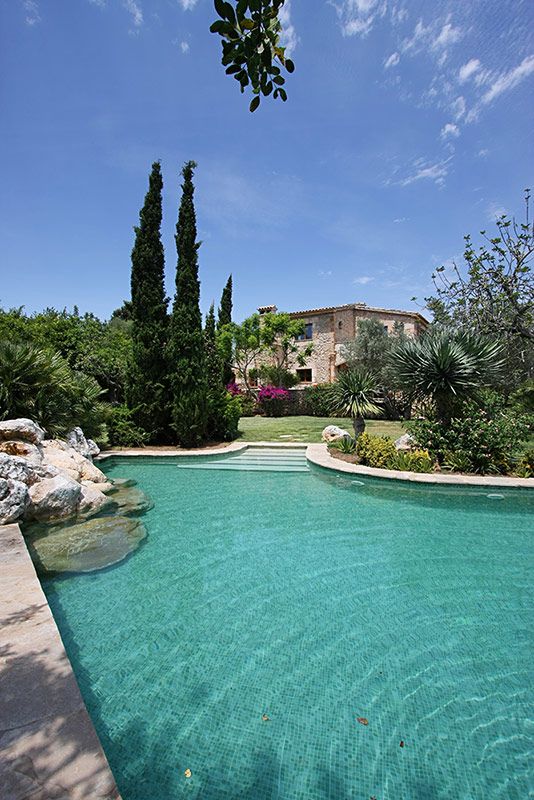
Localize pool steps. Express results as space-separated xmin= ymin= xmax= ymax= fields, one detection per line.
xmin=175 ymin=447 xmax=309 ymax=473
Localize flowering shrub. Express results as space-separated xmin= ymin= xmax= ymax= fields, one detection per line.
xmin=226 ymin=381 xmax=242 ymax=397
xmin=257 ymin=385 xmax=289 ymax=417
xmin=408 ymin=403 xmax=530 ymax=475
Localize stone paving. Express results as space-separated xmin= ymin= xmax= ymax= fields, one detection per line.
xmin=0 ymin=523 xmax=121 ymax=800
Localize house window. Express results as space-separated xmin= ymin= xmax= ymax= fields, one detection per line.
xmin=298 ymin=322 xmax=313 ymax=340
xmin=296 ymin=368 xmax=312 ymax=383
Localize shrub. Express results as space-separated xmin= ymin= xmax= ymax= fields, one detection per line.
xmin=221 ymin=393 xmax=241 ymax=441
xmin=304 ymin=383 xmax=332 ymax=416
xmin=106 ymin=404 xmax=149 ymax=447
xmin=393 ymin=448 xmax=434 ymax=473
xmin=513 ymin=448 xmax=534 ymax=478
xmin=238 ymin=394 xmax=257 ymax=417
xmin=257 ymin=385 xmax=289 ymax=417
xmin=356 ymin=432 xmax=396 ymax=468
xmin=257 ymin=365 xmax=298 ymax=388
xmin=329 ymin=437 xmax=356 ymax=454
xmin=409 ymin=402 xmax=530 ymax=475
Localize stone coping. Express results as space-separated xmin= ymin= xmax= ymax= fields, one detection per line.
xmin=0 ymin=523 xmax=121 ymax=800
xmin=306 ymin=444 xmax=534 ymax=489
xmin=96 ymin=440 xmax=308 ymax=459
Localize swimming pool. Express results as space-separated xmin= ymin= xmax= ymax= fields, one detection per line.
xmin=43 ymin=452 xmax=534 ymax=799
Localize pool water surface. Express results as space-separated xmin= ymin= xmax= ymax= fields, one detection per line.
xmin=43 ymin=455 xmax=534 ymax=799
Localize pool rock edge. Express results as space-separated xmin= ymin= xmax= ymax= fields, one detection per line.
xmin=0 ymin=522 xmax=122 ymax=800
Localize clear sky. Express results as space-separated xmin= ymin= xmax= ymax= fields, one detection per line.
xmin=1 ymin=0 xmax=533 ymax=322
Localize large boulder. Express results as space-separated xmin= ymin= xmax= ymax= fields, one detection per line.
xmin=0 ymin=418 xmax=45 ymax=445
xmin=0 ymin=453 xmax=40 ymax=486
xmin=67 ymin=427 xmax=100 ymax=460
xmin=27 ymin=475 xmax=82 ymax=522
xmin=0 ymin=477 xmax=29 ymax=525
xmin=394 ymin=433 xmax=415 ymax=451
xmin=25 ymin=516 xmax=147 ymax=574
xmin=78 ymin=458 xmax=108 ymax=484
xmin=0 ymin=440 xmax=43 ymax=466
xmin=322 ymin=425 xmax=352 ymax=443
xmin=41 ymin=445 xmax=81 ymax=481
xmin=78 ymin=483 xmax=116 ymax=519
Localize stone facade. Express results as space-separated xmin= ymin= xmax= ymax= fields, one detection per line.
xmin=255 ymin=302 xmax=428 ymax=385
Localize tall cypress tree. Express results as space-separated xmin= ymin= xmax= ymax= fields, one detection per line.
xmin=168 ymin=161 xmax=206 ymax=446
xmin=217 ymin=274 xmax=234 ymax=385
xmin=217 ymin=274 xmax=233 ymax=328
xmin=204 ymin=303 xmax=233 ymax=440
xmin=127 ymin=161 xmax=170 ymax=442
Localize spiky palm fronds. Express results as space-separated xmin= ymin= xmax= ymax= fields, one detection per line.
xmin=389 ymin=330 xmax=504 ymax=424
xmin=329 ymin=368 xmax=381 ymax=438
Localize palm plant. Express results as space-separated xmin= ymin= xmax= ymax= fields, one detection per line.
xmin=329 ymin=368 xmax=381 ymax=439
xmin=0 ymin=340 xmax=106 ymax=438
xmin=389 ymin=330 xmax=504 ymax=425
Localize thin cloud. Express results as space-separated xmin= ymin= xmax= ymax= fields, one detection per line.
xmin=23 ymin=0 xmax=41 ymax=25
xmin=279 ymin=0 xmax=298 ymax=57
xmin=178 ymin=0 xmax=199 ymax=8
xmin=384 ymin=51 xmax=400 ymax=69
xmin=440 ymin=122 xmax=459 ymax=140
xmin=481 ymin=54 xmax=534 ymax=105
xmin=353 ymin=275 xmax=374 ymax=285
xmin=458 ymin=58 xmax=480 ymax=83
xmin=123 ymin=0 xmax=143 ymax=28
xmin=431 ymin=20 xmax=462 ymax=51
xmin=180 ymin=41 xmax=190 ymax=54
xmin=335 ymin=0 xmax=387 ymax=38
xmin=400 ymin=157 xmax=452 ymax=188
xmin=450 ymin=96 xmax=466 ymax=120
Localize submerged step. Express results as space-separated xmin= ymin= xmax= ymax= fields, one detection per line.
xmin=175 ymin=447 xmax=309 ymax=473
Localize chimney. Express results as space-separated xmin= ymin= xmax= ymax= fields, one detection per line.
xmin=257 ymin=304 xmax=277 ymax=315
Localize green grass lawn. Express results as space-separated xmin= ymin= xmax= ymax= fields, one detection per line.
xmin=238 ymin=415 xmax=405 ymax=443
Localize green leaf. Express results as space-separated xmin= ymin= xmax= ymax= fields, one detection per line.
xmin=214 ymin=0 xmax=227 ymax=18
xmin=279 ymin=87 xmax=287 ymax=101
xmin=285 ymin=58 xmax=295 ymax=73
xmin=210 ymin=19 xmax=226 ymax=34
xmin=249 ymin=95 xmax=260 ymax=112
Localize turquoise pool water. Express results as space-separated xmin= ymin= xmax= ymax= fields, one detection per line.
xmin=43 ymin=453 xmax=534 ymax=799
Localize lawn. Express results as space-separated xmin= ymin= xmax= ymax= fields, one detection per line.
xmin=238 ymin=415 xmax=405 ymax=443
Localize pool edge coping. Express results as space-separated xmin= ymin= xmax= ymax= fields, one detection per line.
xmin=96 ymin=441 xmax=308 ymax=460
xmin=306 ymin=443 xmax=534 ymax=488
xmin=0 ymin=522 xmax=122 ymax=800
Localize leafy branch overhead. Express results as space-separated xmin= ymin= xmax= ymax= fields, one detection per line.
xmin=210 ymin=0 xmax=295 ymax=112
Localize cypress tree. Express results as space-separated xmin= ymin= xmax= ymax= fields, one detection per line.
xmin=168 ymin=161 xmax=207 ymax=446
xmin=217 ymin=274 xmax=233 ymax=328
xmin=217 ymin=274 xmax=234 ymax=386
xmin=204 ymin=303 xmax=233 ymax=440
xmin=127 ymin=161 xmax=170 ymax=442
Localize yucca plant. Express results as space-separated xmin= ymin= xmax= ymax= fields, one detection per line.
xmin=329 ymin=368 xmax=381 ymax=439
xmin=389 ymin=331 xmax=504 ymax=425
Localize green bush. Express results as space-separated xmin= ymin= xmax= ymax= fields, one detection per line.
xmin=238 ymin=394 xmax=257 ymax=417
xmin=106 ymin=404 xmax=149 ymax=447
xmin=356 ymin=432 xmax=396 ymax=468
xmin=221 ymin=393 xmax=241 ymax=441
xmin=409 ymin=401 xmax=530 ymax=475
xmin=393 ymin=449 xmax=434 ymax=473
xmin=303 ymin=383 xmax=332 ymax=416
xmin=513 ymin=449 xmax=534 ymax=478
xmin=329 ymin=437 xmax=356 ymax=454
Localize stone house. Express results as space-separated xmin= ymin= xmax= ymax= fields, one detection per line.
xmin=256 ymin=302 xmax=428 ymax=385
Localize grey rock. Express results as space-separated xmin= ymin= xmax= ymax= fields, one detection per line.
xmin=67 ymin=427 xmax=100 ymax=460
xmin=0 ymin=453 xmax=40 ymax=486
xmin=25 ymin=515 xmax=147 ymax=574
xmin=0 ymin=477 xmax=29 ymax=524
xmin=0 ymin=418 xmax=45 ymax=445
xmin=106 ymin=483 xmax=153 ymax=516
xmin=78 ymin=483 xmax=116 ymax=519
xmin=395 ymin=433 xmax=415 ymax=451
xmin=322 ymin=425 xmax=352 ymax=443
xmin=0 ymin=440 xmax=43 ymax=466
xmin=27 ymin=475 xmax=82 ymax=522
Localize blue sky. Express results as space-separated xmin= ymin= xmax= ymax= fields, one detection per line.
xmin=1 ymin=0 xmax=533 ymax=322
